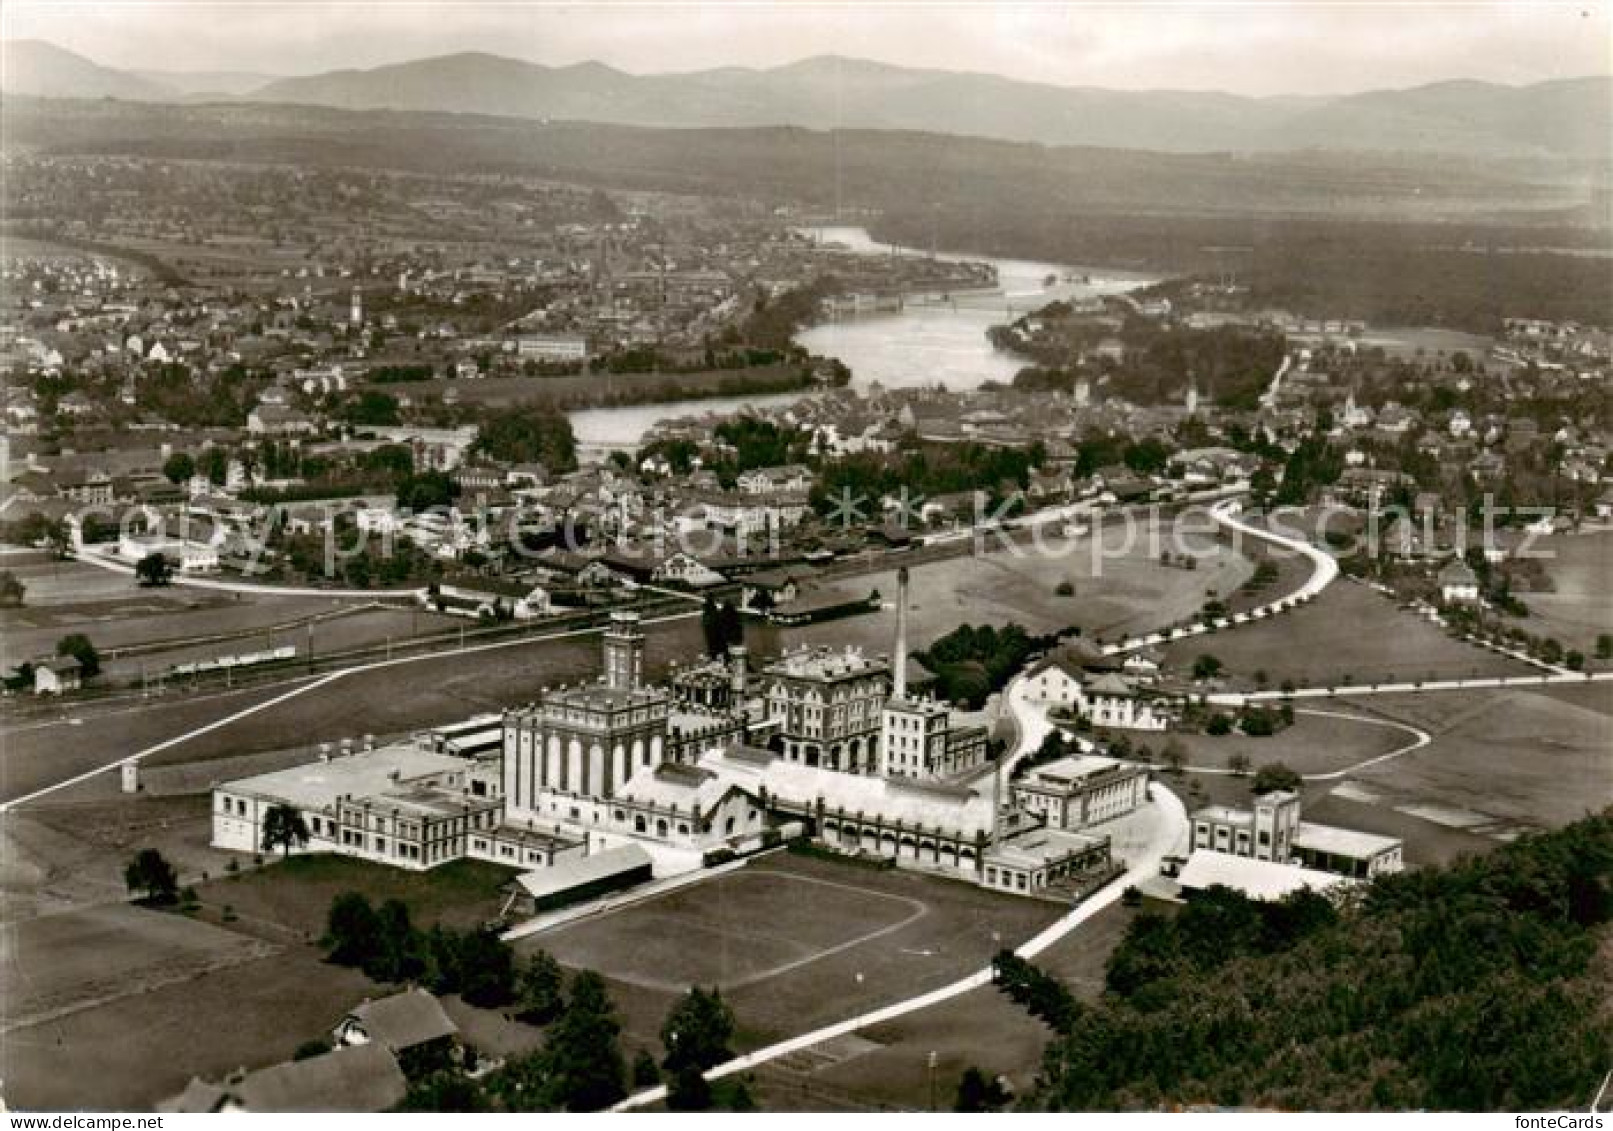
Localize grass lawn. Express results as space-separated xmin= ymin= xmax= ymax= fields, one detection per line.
xmin=0 ymin=946 xmax=375 ymax=1111
xmin=759 ymin=529 xmax=1253 ymax=661
xmin=540 ymin=868 xmax=927 ymax=992
xmin=195 ymin=853 xmax=520 ymax=941
xmin=519 ymin=849 xmax=1059 ymax=1072
xmin=2 ymin=793 xmax=236 ymax=923
xmin=753 ymin=900 xmax=1138 ymax=1111
xmin=0 ymin=614 xmax=706 ymax=806
xmin=1163 ymin=707 xmax=1411 ymax=777
xmin=0 ymin=902 xmax=274 ymax=1031
xmin=1163 ymin=579 xmax=1536 ymax=689
xmin=1333 ymin=683 xmax=1613 ymax=831
xmin=1500 ymin=531 xmax=1613 ymax=661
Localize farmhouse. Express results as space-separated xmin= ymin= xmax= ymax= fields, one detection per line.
xmin=1024 ymin=649 xmax=1175 ymax=731
xmin=160 ymin=1044 xmax=407 ymax=1113
xmin=334 ymin=989 xmax=458 ymax=1072
xmin=31 ymin=655 xmax=83 ymax=695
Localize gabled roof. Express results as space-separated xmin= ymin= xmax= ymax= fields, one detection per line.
xmin=345 ymin=989 xmax=457 ymax=1052
xmin=230 ymin=1043 xmax=407 ymax=1113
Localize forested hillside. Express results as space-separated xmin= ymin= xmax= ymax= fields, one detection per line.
xmin=1028 ymin=814 xmax=1612 ymax=1111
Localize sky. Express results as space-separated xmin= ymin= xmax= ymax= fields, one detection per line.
xmin=2 ymin=1 xmax=1608 ymax=95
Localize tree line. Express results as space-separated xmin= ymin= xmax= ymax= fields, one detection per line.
xmin=1011 ymin=813 xmax=1612 ymax=1111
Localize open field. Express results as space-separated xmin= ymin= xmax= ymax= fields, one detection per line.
xmin=0 ymin=902 xmax=273 ymax=1032
xmin=0 ymin=793 xmax=230 ymax=922
xmin=520 ymin=849 xmax=1059 ymax=1064
xmin=1162 ymin=580 xmax=1537 ymax=688
xmin=760 ymin=532 xmax=1252 ymax=660
xmin=0 ymin=944 xmax=375 ymax=1111
xmin=1503 ymin=531 xmax=1613 ymax=659
xmin=0 ymin=613 xmax=707 ymax=805
xmin=1165 ymin=707 xmax=1411 ymax=776
xmin=195 ymin=853 xmax=519 ymax=939
xmin=0 ymin=819 xmax=523 ymax=1110
xmin=1331 ymin=681 xmax=1612 ymax=832
xmin=0 ymin=558 xmax=142 ymax=609
xmin=754 ymin=900 xmax=1137 ymax=1111
xmin=4 ymin=593 xmax=451 ymax=679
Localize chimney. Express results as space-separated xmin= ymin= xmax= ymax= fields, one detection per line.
xmin=727 ymin=644 xmax=748 ymax=704
xmin=991 ymin=750 xmax=1005 ymax=849
xmin=892 ymin=566 xmax=910 ymax=699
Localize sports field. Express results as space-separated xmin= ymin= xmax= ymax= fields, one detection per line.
xmin=541 ymin=868 xmax=928 ymax=992
xmin=520 ymin=850 xmax=1060 ymax=1060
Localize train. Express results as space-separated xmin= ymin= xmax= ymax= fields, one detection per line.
xmin=170 ymin=644 xmax=296 ymax=677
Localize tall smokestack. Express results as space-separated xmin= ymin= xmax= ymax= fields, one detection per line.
xmin=992 ymin=751 xmax=1005 ymax=848
xmin=893 ymin=566 xmax=910 ymax=699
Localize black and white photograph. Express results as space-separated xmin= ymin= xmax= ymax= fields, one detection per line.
xmin=0 ymin=0 xmax=1609 ymax=1117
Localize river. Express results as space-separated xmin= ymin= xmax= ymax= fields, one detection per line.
xmin=570 ymin=226 xmax=1156 ymax=452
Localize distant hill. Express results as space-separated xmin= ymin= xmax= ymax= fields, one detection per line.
xmin=241 ymin=50 xmax=1611 ymax=161
xmin=0 ymin=39 xmax=172 ymax=101
xmin=2 ymin=39 xmax=1606 ymax=162
xmin=1 ymin=96 xmax=1591 ymax=225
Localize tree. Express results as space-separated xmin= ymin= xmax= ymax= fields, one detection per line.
xmin=124 ymin=848 xmax=179 ymax=904
xmin=543 ymin=970 xmax=625 ymax=1111
xmin=0 ymin=569 xmax=24 ymax=608
xmin=371 ymin=899 xmax=427 ymax=984
xmin=631 ymin=1050 xmax=661 ymax=1088
xmin=700 ymin=597 xmax=744 ymax=658
xmin=325 ymin=892 xmax=382 ymax=968
xmin=1252 ymin=762 xmax=1303 ymax=795
xmin=666 ymin=1065 xmax=712 ymax=1112
xmin=1192 ymin=653 xmax=1223 ymax=681
xmin=400 ymin=1071 xmax=488 ymax=1112
xmin=516 ymin=950 xmax=565 ymax=1025
xmin=261 ymin=803 xmax=310 ymax=858
xmin=1205 ymin=713 xmax=1233 ymax=736
xmin=1596 ymin=634 xmax=1612 ymax=661
xmin=1227 ymin=752 xmax=1252 ymax=775
xmin=454 ymin=929 xmax=518 ymax=1008
xmin=955 ymin=1066 xmax=1011 ymax=1112
xmin=198 ymin=446 xmax=229 ymax=486
xmin=55 ymin=633 xmax=100 ymax=678
xmin=661 ymin=987 xmax=735 ymax=1078
xmin=162 ymin=451 xmax=196 ymax=484
xmin=135 ymin=552 xmax=175 ymax=588
xmin=473 ymin=403 xmax=578 ymax=472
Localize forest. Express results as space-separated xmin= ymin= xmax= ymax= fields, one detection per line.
xmin=1021 ymin=813 xmax=1612 ymax=1111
